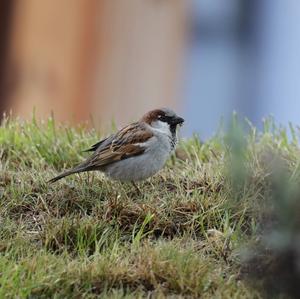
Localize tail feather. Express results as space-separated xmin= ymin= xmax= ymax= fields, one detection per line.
xmin=48 ymin=166 xmax=87 ymax=183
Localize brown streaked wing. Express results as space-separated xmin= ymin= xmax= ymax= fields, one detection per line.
xmin=84 ymin=123 xmax=153 ymax=168
xmin=83 ymin=137 xmax=109 ymax=152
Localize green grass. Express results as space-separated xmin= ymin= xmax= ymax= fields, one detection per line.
xmin=1 ymin=115 xmax=300 ymax=298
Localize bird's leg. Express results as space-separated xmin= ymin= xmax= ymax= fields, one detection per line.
xmin=131 ymin=181 xmax=141 ymax=195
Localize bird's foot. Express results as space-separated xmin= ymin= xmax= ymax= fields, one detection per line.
xmin=131 ymin=181 xmax=141 ymax=196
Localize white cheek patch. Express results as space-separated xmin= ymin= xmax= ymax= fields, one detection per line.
xmin=151 ymin=120 xmax=171 ymax=135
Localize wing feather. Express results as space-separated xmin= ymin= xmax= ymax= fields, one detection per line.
xmin=82 ymin=123 xmax=153 ymax=169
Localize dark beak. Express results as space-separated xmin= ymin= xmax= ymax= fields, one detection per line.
xmin=172 ymin=116 xmax=185 ymax=125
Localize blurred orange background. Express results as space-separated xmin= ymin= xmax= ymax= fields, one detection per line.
xmin=0 ymin=0 xmax=186 ymax=129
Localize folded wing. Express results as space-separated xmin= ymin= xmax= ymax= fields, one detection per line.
xmin=82 ymin=122 xmax=153 ymax=169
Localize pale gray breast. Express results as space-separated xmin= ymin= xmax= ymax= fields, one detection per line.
xmin=103 ymin=133 xmax=172 ymax=182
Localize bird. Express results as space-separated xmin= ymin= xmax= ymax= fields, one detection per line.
xmin=48 ymin=108 xmax=184 ymax=190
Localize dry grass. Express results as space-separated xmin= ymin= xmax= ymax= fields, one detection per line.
xmin=1 ymin=115 xmax=300 ymax=298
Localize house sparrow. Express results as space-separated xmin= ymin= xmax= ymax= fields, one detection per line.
xmin=49 ymin=108 xmax=184 ymax=186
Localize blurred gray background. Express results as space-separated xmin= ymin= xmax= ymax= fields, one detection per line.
xmin=184 ymin=0 xmax=300 ymax=137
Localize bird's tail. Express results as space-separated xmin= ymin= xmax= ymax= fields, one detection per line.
xmin=48 ymin=165 xmax=88 ymax=183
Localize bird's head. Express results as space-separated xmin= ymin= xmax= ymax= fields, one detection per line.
xmin=141 ymin=108 xmax=184 ymax=134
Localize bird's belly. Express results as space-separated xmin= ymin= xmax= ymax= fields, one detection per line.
xmin=104 ymin=149 xmax=169 ymax=182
